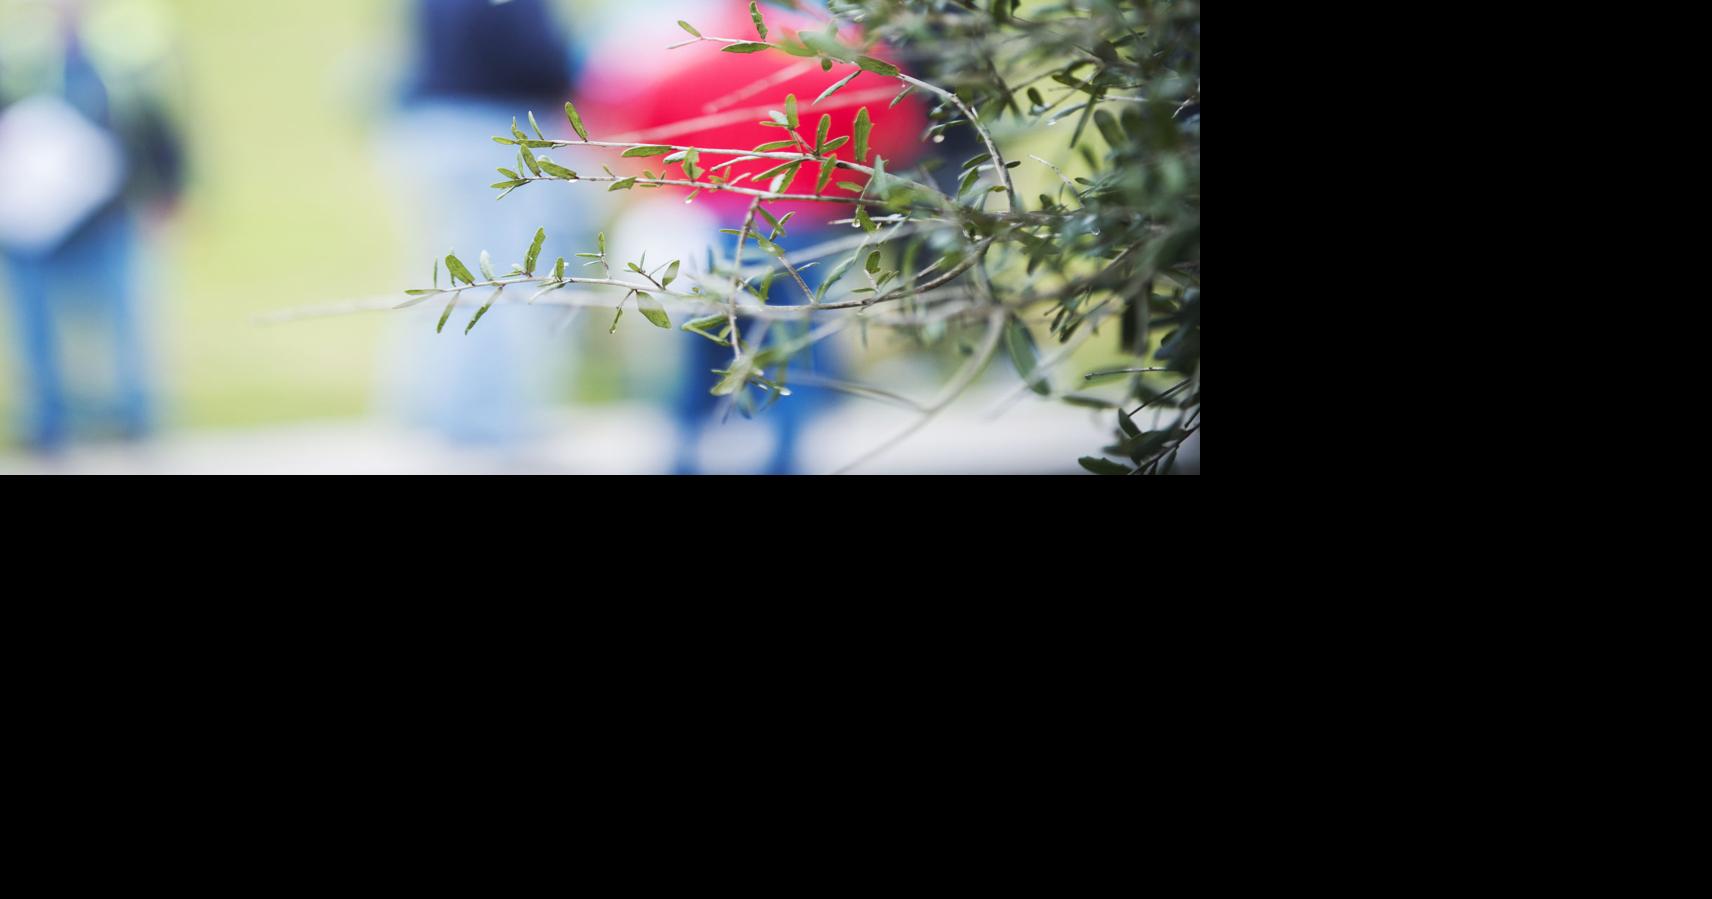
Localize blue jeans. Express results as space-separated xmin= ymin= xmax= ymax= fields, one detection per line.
xmin=3 ymin=206 xmax=151 ymax=451
xmin=671 ymin=224 xmax=842 ymax=476
xmin=380 ymin=99 xmax=596 ymax=446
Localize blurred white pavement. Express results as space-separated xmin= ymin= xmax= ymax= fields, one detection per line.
xmin=0 ymin=385 xmax=1196 ymax=475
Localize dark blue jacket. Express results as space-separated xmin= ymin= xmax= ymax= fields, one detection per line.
xmin=405 ymin=0 xmax=574 ymax=105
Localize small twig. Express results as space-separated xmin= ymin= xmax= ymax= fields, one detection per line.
xmin=1086 ymin=368 xmax=1170 ymax=379
xmin=831 ymin=310 xmax=1008 ymax=475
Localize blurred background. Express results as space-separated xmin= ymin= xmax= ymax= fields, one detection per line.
xmin=0 ymin=0 xmax=1167 ymax=474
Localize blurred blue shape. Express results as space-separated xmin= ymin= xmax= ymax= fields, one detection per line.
xmin=0 ymin=7 xmax=182 ymax=452
xmin=381 ymin=0 xmax=587 ymax=448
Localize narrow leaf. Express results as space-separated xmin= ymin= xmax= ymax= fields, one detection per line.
xmin=814 ymin=71 xmax=859 ymax=105
xmin=1005 ymin=318 xmax=1050 ymax=396
xmin=856 ymin=56 xmax=900 ymax=77
xmin=466 ymin=287 xmax=503 ymax=335
xmin=437 ymin=294 xmax=459 ymax=334
xmin=525 ymin=228 xmax=546 ymax=275
xmin=636 ymin=292 xmax=671 ymax=329
xmin=564 ymin=100 xmax=589 ymax=142
xmin=537 ymin=159 xmax=578 ymax=180
xmin=749 ymin=1 xmax=768 ymax=41
xmin=853 ymin=107 xmax=872 ymax=162
xmin=1079 ymin=457 xmax=1133 ymax=476
xmin=445 ymin=253 xmax=476 ymax=286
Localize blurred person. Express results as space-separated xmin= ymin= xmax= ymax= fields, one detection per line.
xmin=376 ymin=0 xmax=594 ymax=451
xmin=0 ymin=0 xmax=183 ymax=452
xmin=574 ymin=0 xmax=927 ymax=474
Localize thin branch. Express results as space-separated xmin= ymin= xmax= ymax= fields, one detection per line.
xmin=898 ymin=74 xmax=1018 ymax=213
xmin=831 ymin=311 xmax=1008 ymax=475
xmin=728 ymin=198 xmax=763 ymax=359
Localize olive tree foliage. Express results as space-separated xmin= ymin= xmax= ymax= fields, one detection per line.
xmin=403 ymin=0 xmax=1200 ymax=474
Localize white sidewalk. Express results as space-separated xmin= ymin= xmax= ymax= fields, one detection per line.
xmin=0 ymin=387 xmax=1184 ymax=475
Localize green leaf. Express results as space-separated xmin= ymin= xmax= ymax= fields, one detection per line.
xmin=1094 ymin=109 xmax=1124 ymax=147
xmin=1005 ymin=318 xmax=1050 ymax=396
xmin=890 ymin=84 xmax=915 ymax=108
xmin=1079 ymin=457 xmax=1133 ymax=476
xmin=636 ymin=292 xmax=671 ymax=329
xmin=682 ymin=147 xmax=702 ymax=181
xmin=853 ymin=107 xmax=872 ymax=163
xmin=490 ymin=179 xmax=529 ymax=190
xmin=608 ymin=177 xmax=639 ymax=191
xmin=749 ymin=1 xmax=768 ymax=41
xmin=957 ymin=167 xmax=983 ymax=196
xmin=722 ymin=42 xmax=773 ymax=54
xmin=814 ymin=71 xmax=859 ymax=106
xmin=662 ymin=260 xmax=681 ymax=288
xmin=683 ymin=315 xmax=731 ymax=346
xmin=433 ymin=257 xmax=440 ymax=289
xmin=493 ymin=136 xmax=518 ymax=145
xmin=528 ymin=110 xmax=544 ymax=140
xmin=564 ymin=101 xmax=589 ymax=142
xmin=800 ymin=30 xmax=855 ymax=62
xmin=437 ymin=294 xmax=460 ymax=334
xmin=553 ymin=257 xmax=566 ymax=280
xmin=814 ymin=114 xmax=831 ymax=153
xmin=820 ymin=136 xmax=849 ymax=154
xmin=816 ymin=253 xmax=858 ymax=302
xmin=855 ymin=205 xmax=876 ymax=233
xmin=784 ymin=93 xmax=798 ymax=129
xmin=677 ymin=20 xmax=701 ymax=38
xmin=466 ymin=287 xmax=502 ymax=335
xmin=865 ymin=250 xmax=881 ymax=275
xmin=775 ymin=37 xmax=817 ymax=58
xmin=445 ymin=253 xmax=477 ymax=286
xmin=622 ymin=145 xmax=674 ymax=157
xmin=519 ymin=144 xmax=542 ymax=177
xmin=754 ymin=159 xmax=799 ymax=183
xmin=753 ymin=140 xmax=797 ymax=152
xmin=525 ymin=228 xmax=546 ymax=275
xmin=537 ymin=159 xmax=578 ymax=180
xmin=816 ymin=160 xmax=836 ymax=194
xmin=856 ymin=56 xmax=900 ymax=77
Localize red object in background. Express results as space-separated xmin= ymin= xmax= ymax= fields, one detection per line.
xmin=576 ymin=5 xmax=928 ymax=225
